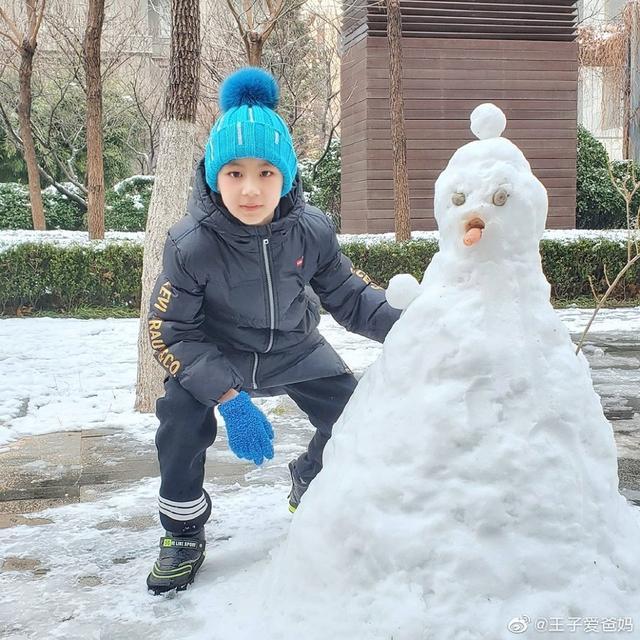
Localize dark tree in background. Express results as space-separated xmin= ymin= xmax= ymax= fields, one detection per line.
xmin=84 ymin=0 xmax=106 ymax=239
xmin=385 ymin=0 xmax=411 ymax=241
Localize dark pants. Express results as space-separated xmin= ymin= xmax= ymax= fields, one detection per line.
xmin=154 ymin=373 xmax=358 ymax=534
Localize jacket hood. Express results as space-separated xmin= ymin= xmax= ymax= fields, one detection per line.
xmin=187 ymin=157 xmax=305 ymax=240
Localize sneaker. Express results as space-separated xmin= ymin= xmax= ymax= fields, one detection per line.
xmin=288 ymin=460 xmax=309 ymax=513
xmin=146 ymin=529 xmax=206 ymax=595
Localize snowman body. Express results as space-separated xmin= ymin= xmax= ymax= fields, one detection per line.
xmin=266 ymin=105 xmax=640 ymax=640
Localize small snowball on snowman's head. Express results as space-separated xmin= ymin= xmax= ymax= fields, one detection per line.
xmin=470 ymin=103 xmax=506 ymax=140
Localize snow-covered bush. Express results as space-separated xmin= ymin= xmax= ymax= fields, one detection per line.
xmin=0 ymin=183 xmax=84 ymax=230
xmin=42 ymin=189 xmax=84 ymax=230
xmin=105 ymin=175 xmax=154 ymax=232
xmin=0 ymin=175 xmax=154 ymax=232
xmin=0 ymin=242 xmax=142 ymax=312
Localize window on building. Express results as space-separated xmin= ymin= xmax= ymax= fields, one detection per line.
xmin=148 ymin=0 xmax=170 ymax=38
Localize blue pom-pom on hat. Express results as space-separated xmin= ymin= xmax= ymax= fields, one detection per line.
xmin=219 ymin=67 xmax=279 ymax=111
xmin=205 ymin=67 xmax=298 ymax=198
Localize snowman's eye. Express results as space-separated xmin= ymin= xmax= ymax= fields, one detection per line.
xmin=451 ymin=192 xmax=466 ymax=206
xmin=492 ymin=188 xmax=508 ymax=206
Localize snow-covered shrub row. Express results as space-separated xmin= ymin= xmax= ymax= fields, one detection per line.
xmin=1 ymin=242 xmax=141 ymax=312
xmin=0 ymin=228 xmax=634 ymax=255
xmin=0 ymin=176 xmax=154 ymax=232
xmin=0 ymin=229 xmax=144 ymax=253
xmin=0 ymin=183 xmax=84 ymax=230
xmin=1 ymin=235 xmax=639 ymax=313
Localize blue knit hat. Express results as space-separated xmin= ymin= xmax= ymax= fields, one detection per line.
xmin=204 ymin=67 xmax=298 ymax=197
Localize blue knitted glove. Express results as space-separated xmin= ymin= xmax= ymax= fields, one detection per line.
xmin=218 ymin=391 xmax=274 ymax=465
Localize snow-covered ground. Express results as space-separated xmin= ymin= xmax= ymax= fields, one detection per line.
xmin=0 ymin=310 xmax=639 ymax=639
xmin=1 ymin=310 xmax=639 ymax=449
xmin=0 ymin=316 xmax=379 ymax=449
xmin=0 ymin=228 xmax=637 ymax=254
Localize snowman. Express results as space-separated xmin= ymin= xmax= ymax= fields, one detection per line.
xmin=264 ymin=104 xmax=640 ymax=640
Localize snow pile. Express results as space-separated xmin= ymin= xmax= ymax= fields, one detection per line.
xmin=260 ymin=104 xmax=640 ymax=639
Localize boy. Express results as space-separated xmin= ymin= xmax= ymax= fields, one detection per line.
xmin=146 ymin=67 xmax=400 ymax=594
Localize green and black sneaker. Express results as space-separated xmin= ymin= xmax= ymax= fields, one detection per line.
xmin=288 ymin=460 xmax=309 ymax=513
xmin=146 ymin=529 xmax=206 ymax=595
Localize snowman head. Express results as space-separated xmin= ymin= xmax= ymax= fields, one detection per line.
xmin=434 ymin=104 xmax=548 ymax=261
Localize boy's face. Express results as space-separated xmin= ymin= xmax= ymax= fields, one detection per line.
xmin=217 ymin=158 xmax=284 ymax=226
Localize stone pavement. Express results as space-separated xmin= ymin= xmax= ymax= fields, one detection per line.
xmin=1 ymin=330 xmax=639 ymax=529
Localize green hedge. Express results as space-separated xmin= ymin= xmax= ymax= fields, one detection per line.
xmin=1 ymin=238 xmax=638 ymax=313
xmin=1 ymin=242 xmax=142 ymax=312
xmin=300 ymin=139 xmax=341 ymax=231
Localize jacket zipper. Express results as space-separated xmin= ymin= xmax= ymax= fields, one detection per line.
xmin=252 ymin=353 xmax=259 ymax=389
xmin=253 ymin=238 xmax=276 ymax=389
xmin=262 ymin=238 xmax=275 ymax=351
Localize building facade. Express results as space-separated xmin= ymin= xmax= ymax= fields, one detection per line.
xmin=341 ymin=0 xmax=578 ymax=233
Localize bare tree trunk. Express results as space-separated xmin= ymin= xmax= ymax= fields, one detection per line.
xmin=17 ymin=42 xmax=46 ymax=230
xmin=135 ymin=0 xmax=201 ymax=413
xmin=224 ymin=0 xmax=286 ymax=67
xmin=84 ymin=0 xmax=105 ymax=240
xmin=1 ymin=1 xmax=47 ymax=229
xmin=247 ymin=33 xmax=264 ymax=66
xmin=386 ymin=0 xmax=411 ymax=242
xmin=623 ymin=25 xmax=632 ymax=161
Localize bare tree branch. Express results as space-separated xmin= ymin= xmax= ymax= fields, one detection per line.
xmin=30 ymin=0 xmax=47 ymax=47
xmin=576 ymin=254 xmax=640 ymax=354
xmin=0 ymin=8 xmax=23 ymax=47
xmin=0 ymin=97 xmax=87 ymax=208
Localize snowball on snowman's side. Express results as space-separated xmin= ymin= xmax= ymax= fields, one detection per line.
xmin=386 ymin=102 xmax=548 ymax=311
xmin=386 ymin=273 xmax=422 ymax=310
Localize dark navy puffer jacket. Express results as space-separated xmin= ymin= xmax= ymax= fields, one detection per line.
xmin=148 ymin=158 xmax=401 ymax=406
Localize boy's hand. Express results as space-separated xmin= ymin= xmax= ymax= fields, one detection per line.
xmin=217 ymin=391 xmax=274 ymax=465
xmin=218 ymin=388 xmax=239 ymax=403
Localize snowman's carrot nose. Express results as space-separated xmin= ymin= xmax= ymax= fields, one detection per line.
xmin=463 ymin=218 xmax=485 ymax=246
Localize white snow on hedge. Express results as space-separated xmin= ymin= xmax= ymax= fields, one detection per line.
xmin=130 ymin=194 xmax=146 ymax=210
xmin=0 ymin=228 xmax=637 ymax=254
xmin=337 ymin=228 xmax=640 ymax=245
xmin=112 ymin=175 xmax=154 ymax=194
xmin=41 ymin=182 xmax=85 ymax=199
xmin=0 ymin=230 xmax=145 ymax=253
